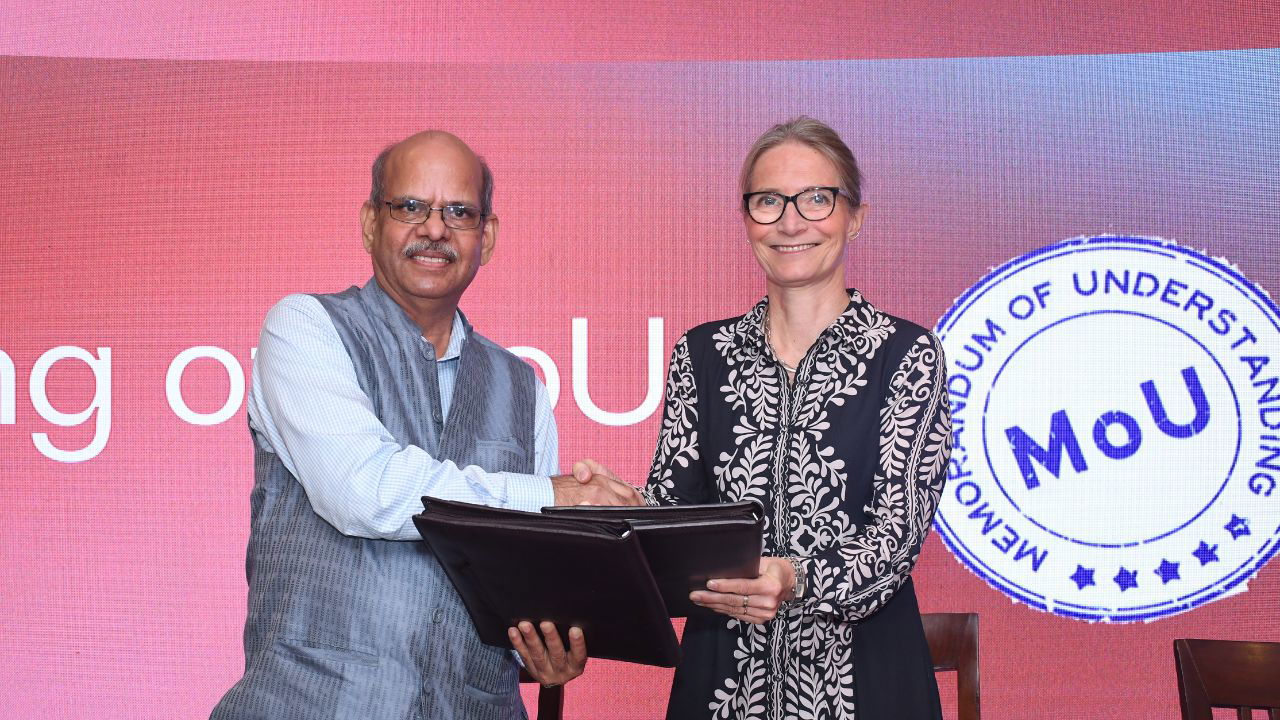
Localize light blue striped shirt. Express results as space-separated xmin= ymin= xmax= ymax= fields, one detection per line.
xmin=247 ymin=293 xmax=558 ymax=541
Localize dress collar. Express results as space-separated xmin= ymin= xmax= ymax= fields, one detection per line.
xmin=726 ymin=288 xmax=881 ymax=361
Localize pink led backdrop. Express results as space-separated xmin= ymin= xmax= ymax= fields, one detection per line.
xmin=2 ymin=4 xmax=1278 ymax=718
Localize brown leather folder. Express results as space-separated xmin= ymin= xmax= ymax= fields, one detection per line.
xmin=412 ymin=498 xmax=763 ymax=668
xmin=541 ymin=500 xmax=763 ymax=618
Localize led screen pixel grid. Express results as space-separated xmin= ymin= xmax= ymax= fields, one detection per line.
xmin=2 ymin=15 xmax=1279 ymax=720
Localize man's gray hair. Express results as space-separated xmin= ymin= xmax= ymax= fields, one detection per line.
xmin=368 ymin=142 xmax=494 ymax=218
xmin=739 ymin=116 xmax=862 ymax=207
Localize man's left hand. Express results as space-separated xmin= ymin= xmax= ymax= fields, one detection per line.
xmin=688 ymin=557 xmax=795 ymax=625
xmin=508 ymin=621 xmax=587 ymax=687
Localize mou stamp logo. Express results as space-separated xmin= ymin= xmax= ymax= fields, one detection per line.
xmin=934 ymin=236 xmax=1280 ymax=621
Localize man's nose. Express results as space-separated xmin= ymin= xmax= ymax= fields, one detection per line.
xmin=416 ymin=209 xmax=450 ymax=239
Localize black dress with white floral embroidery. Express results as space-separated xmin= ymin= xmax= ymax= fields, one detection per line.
xmin=644 ymin=290 xmax=951 ymax=720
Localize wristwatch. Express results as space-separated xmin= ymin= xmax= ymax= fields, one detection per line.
xmin=786 ymin=556 xmax=807 ymax=601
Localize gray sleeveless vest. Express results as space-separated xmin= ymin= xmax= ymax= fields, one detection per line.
xmin=213 ymin=279 xmax=537 ymax=720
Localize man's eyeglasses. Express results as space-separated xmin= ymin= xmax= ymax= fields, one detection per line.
xmin=742 ymin=187 xmax=846 ymax=225
xmin=383 ymin=198 xmax=486 ymax=230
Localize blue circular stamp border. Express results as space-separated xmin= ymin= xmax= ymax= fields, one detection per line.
xmin=933 ymin=235 xmax=1280 ymax=622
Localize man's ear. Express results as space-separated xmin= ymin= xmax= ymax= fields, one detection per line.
xmin=360 ymin=201 xmax=378 ymax=253
xmin=480 ymin=214 xmax=498 ymax=265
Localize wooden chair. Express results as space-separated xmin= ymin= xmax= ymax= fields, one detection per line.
xmin=519 ymin=669 xmax=564 ymax=720
xmin=1174 ymin=638 xmax=1280 ymax=719
xmin=923 ymin=612 xmax=981 ymax=720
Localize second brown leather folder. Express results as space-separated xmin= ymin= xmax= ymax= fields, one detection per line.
xmin=413 ymin=498 xmax=763 ymax=667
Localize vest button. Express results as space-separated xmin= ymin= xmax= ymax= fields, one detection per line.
xmin=433 ymin=608 xmax=444 ymax=623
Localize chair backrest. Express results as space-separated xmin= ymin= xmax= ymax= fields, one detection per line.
xmin=519 ymin=668 xmax=564 ymax=720
xmin=1174 ymin=638 xmax=1280 ymax=720
xmin=923 ymin=612 xmax=981 ymax=720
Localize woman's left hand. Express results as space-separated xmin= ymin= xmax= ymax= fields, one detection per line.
xmin=689 ymin=557 xmax=796 ymax=624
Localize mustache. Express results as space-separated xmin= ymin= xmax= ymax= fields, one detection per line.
xmin=402 ymin=240 xmax=457 ymax=262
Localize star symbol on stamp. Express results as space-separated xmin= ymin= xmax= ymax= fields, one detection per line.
xmin=1192 ymin=541 xmax=1219 ymax=566
xmin=1113 ymin=567 xmax=1139 ymax=592
xmin=1070 ymin=565 xmax=1096 ymax=590
xmin=1225 ymin=515 xmax=1251 ymax=540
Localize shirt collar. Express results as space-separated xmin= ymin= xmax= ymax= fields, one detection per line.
xmin=437 ymin=311 xmax=468 ymax=362
xmin=362 ymin=278 xmax=471 ymax=361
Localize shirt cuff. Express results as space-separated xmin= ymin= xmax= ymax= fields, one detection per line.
xmin=502 ymin=472 xmax=556 ymax=513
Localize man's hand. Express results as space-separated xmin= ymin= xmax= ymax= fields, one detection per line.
xmin=550 ymin=458 xmax=641 ymax=506
xmin=508 ymin=621 xmax=587 ymax=688
xmin=571 ymin=458 xmax=621 ymax=484
xmin=689 ymin=556 xmax=795 ymax=625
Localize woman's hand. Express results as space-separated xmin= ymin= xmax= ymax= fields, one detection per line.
xmin=689 ymin=557 xmax=796 ymax=624
xmin=508 ymin=621 xmax=588 ymax=687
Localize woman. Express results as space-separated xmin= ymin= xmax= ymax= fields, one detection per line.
xmin=643 ymin=117 xmax=951 ymax=720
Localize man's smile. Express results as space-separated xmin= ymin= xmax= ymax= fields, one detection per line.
xmin=404 ymin=241 xmax=457 ymax=265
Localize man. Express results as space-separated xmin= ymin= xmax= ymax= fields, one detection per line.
xmin=213 ymin=131 xmax=637 ymax=719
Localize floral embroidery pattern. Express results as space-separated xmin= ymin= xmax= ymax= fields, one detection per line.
xmin=647 ymin=291 xmax=952 ymax=719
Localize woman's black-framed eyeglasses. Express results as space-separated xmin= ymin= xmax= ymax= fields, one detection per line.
xmin=742 ymin=187 xmax=846 ymax=225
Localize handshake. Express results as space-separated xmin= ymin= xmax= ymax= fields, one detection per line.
xmin=551 ymin=459 xmax=643 ymax=507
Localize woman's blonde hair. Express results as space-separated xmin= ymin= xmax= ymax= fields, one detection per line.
xmin=739 ymin=116 xmax=862 ymax=207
